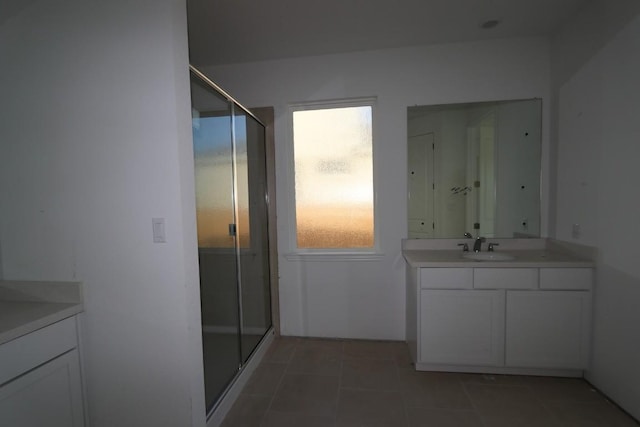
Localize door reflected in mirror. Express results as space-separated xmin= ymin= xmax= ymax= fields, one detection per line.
xmin=407 ymin=99 xmax=541 ymax=239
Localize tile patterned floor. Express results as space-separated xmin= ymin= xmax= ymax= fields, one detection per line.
xmin=220 ymin=337 xmax=639 ymax=427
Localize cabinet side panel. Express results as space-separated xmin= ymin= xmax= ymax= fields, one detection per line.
xmin=406 ymin=265 xmax=418 ymax=364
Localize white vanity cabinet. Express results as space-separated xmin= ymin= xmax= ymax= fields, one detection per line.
xmin=420 ymin=289 xmax=505 ymax=366
xmin=0 ymin=316 xmax=85 ymax=426
xmin=410 ymin=265 xmax=593 ymax=376
xmin=505 ymin=268 xmax=592 ymax=369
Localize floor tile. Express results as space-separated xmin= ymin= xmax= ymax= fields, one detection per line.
xmin=260 ymin=410 xmax=336 ymax=427
xmin=288 ymin=338 xmax=344 ymax=376
xmin=525 ymin=376 xmax=607 ymax=403
xmin=342 ymin=340 xmax=398 ymax=360
xmin=242 ymin=362 xmax=287 ymax=396
xmin=390 ymin=340 xmax=414 ymax=367
xmin=341 ymin=357 xmax=400 ymax=391
xmin=545 ymin=400 xmax=640 ymax=426
xmin=463 ymin=383 xmax=551 ymax=418
xmin=220 ymin=338 xmax=640 ymax=427
xmin=480 ymin=413 xmax=561 ymax=427
xmin=220 ymin=394 xmax=271 ymax=427
xmin=270 ymin=373 xmax=340 ymax=417
xmin=336 ymin=388 xmax=407 ymax=427
xmin=263 ymin=337 xmax=298 ymax=363
xmin=457 ymin=372 xmax=529 ymax=386
xmin=406 ymin=407 xmax=483 ymax=427
xmin=400 ymin=370 xmax=473 ymax=410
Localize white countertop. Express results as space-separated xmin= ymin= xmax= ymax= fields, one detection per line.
xmin=0 ymin=281 xmax=83 ymax=345
xmin=402 ymin=238 xmax=596 ymax=268
xmin=403 ymin=249 xmax=594 ymax=268
xmin=0 ymin=301 xmax=83 ymax=345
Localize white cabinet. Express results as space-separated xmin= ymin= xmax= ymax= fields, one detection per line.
xmin=0 ymin=350 xmax=84 ymax=427
xmin=540 ymin=268 xmax=592 ymax=290
xmin=420 ymin=290 xmax=504 ymax=366
xmin=420 ymin=268 xmax=473 ymax=289
xmin=474 ymin=268 xmax=538 ymax=289
xmin=0 ymin=317 xmax=84 ymax=427
xmin=411 ymin=266 xmax=592 ymax=376
xmin=506 ymin=290 xmax=591 ymax=369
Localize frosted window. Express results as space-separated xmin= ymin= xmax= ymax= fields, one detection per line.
xmin=293 ymin=105 xmax=374 ymax=248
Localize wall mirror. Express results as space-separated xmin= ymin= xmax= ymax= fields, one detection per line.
xmin=407 ymin=99 xmax=541 ymax=239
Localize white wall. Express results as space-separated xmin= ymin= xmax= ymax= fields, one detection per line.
xmin=202 ymin=37 xmax=551 ymax=340
xmin=0 ymin=1 xmax=205 ymax=426
xmin=551 ymin=0 xmax=640 ymax=420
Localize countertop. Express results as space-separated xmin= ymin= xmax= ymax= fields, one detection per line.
xmin=402 ymin=249 xmax=594 ymax=268
xmin=0 ymin=281 xmax=83 ymax=345
xmin=402 ymin=238 xmax=596 ymax=268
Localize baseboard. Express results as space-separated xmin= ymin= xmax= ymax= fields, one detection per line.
xmin=202 ymin=325 xmax=267 ymax=335
xmin=414 ymin=362 xmax=584 ymax=377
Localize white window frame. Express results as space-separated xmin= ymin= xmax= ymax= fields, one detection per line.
xmin=284 ymin=97 xmax=382 ymax=261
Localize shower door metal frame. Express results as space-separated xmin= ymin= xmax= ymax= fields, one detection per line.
xmin=189 ymin=65 xmax=273 ymax=417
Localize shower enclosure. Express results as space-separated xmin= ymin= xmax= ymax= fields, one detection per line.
xmin=189 ymin=66 xmax=272 ymax=414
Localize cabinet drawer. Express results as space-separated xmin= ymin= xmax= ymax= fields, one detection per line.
xmin=420 ymin=268 xmax=473 ymax=289
xmin=0 ymin=316 xmax=78 ymax=385
xmin=540 ymin=268 xmax=592 ymax=290
xmin=474 ymin=268 xmax=538 ymax=289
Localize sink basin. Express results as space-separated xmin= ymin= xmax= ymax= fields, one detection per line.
xmin=462 ymin=252 xmax=516 ymax=261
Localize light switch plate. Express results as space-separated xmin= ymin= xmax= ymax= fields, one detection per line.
xmin=152 ymin=218 xmax=166 ymax=243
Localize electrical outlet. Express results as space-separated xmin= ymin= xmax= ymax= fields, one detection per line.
xmin=572 ymin=223 xmax=581 ymax=239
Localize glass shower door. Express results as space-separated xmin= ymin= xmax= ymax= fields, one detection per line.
xmin=190 ymin=67 xmax=273 ymax=415
xmin=190 ymin=74 xmax=241 ymax=412
xmin=233 ymin=110 xmax=272 ymax=363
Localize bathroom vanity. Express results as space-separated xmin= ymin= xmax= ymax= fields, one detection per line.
xmin=0 ymin=281 xmax=85 ymax=426
xmin=403 ymin=239 xmax=594 ymax=377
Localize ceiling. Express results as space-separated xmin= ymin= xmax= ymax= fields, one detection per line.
xmin=187 ymin=0 xmax=589 ymax=67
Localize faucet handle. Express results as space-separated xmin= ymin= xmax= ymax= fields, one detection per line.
xmin=457 ymin=243 xmax=469 ymax=252
xmin=487 ymin=243 xmax=499 ymax=252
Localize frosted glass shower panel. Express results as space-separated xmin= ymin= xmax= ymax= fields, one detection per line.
xmin=191 ymin=83 xmax=235 ymax=248
xmin=190 ymin=75 xmax=240 ymax=412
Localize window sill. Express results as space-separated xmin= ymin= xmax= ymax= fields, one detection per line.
xmin=283 ymin=252 xmax=385 ymax=262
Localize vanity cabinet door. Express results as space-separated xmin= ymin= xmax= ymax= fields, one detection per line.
xmin=420 ymin=290 xmax=505 ymax=366
xmin=0 ymin=349 xmax=84 ymax=427
xmin=506 ymin=290 xmax=591 ymax=369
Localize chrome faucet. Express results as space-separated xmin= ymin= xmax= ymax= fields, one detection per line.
xmin=458 ymin=233 xmax=474 ymax=252
xmin=473 ymin=236 xmax=485 ymax=252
